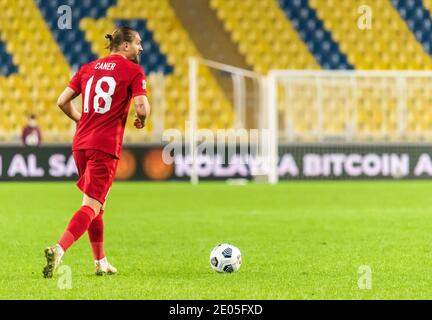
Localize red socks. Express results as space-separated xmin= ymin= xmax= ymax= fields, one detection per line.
xmin=88 ymin=209 xmax=105 ymax=260
xmin=58 ymin=206 xmax=106 ymax=260
xmin=58 ymin=205 xmax=96 ymax=252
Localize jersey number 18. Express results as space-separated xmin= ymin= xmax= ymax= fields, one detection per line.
xmin=83 ymin=76 xmax=116 ymax=114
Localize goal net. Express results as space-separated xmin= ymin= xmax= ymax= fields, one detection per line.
xmin=268 ymin=70 xmax=432 ymax=181
xmin=188 ymin=64 xmax=432 ymax=183
xmin=187 ymin=58 xmax=277 ymax=184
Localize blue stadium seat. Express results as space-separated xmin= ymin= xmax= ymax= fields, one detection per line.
xmin=278 ymin=0 xmax=353 ymax=70
xmin=391 ymin=0 xmax=432 ymax=56
xmin=35 ymin=0 xmax=173 ymax=76
xmin=35 ymin=0 xmax=117 ymax=70
xmin=0 ymin=40 xmax=17 ymax=76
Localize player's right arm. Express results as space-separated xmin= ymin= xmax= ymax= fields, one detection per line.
xmin=58 ymin=66 xmax=84 ymax=123
xmin=57 ymin=87 xmax=81 ymax=123
xmin=133 ymin=95 xmax=151 ymax=129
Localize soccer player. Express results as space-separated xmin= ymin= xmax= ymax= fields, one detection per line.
xmin=43 ymin=26 xmax=150 ymax=278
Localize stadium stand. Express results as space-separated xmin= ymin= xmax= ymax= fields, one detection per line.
xmin=278 ymin=0 xmax=353 ymax=70
xmin=391 ymin=0 xmax=432 ymax=57
xmin=0 ymin=40 xmax=17 ymax=76
xmin=258 ymin=0 xmax=432 ymax=139
xmin=210 ymin=0 xmax=320 ymax=74
xmin=79 ymin=0 xmax=234 ymax=133
xmin=3 ymin=0 xmax=432 ymax=142
xmin=35 ymin=0 xmax=116 ymax=70
xmin=309 ymin=0 xmax=432 ymax=70
xmin=0 ymin=0 xmax=71 ymax=142
xmin=424 ymin=0 xmax=432 ymax=15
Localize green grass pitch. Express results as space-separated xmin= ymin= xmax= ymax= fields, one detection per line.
xmin=1 ymin=181 xmax=432 ymax=299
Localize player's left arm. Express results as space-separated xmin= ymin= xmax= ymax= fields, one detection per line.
xmin=133 ymin=95 xmax=151 ymax=129
xmin=57 ymin=87 xmax=81 ymax=123
xmin=131 ymin=67 xmax=150 ymax=129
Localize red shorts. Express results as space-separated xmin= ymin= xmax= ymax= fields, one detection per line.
xmin=73 ymin=149 xmax=119 ymax=205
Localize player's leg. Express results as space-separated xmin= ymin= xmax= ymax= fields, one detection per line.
xmin=82 ymin=193 xmax=103 ymax=213
xmin=88 ymin=199 xmax=106 ymax=260
xmin=57 ymin=152 xmax=103 ymax=251
xmin=43 ymin=150 xmax=118 ymax=278
xmin=43 ymin=151 xmax=101 ymax=278
xmin=82 ymin=151 xmax=118 ymax=275
xmin=57 ymin=194 xmax=101 ymax=252
xmin=88 ymin=194 xmax=118 ymax=275
xmin=89 ymin=200 xmax=108 ymax=273
xmin=43 ymin=195 xmax=101 ymax=278
xmin=88 ymin=205 xmax=105 ymax=260
xmin=89 ymin=215 xmax=118 ymax=276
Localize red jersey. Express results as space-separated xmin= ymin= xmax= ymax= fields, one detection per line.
xmin=68 ymin=54 xmax=147 ymax=158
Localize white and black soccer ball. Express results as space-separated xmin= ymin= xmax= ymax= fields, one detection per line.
xmin=209 ymin=243 xmax=242 ymax=273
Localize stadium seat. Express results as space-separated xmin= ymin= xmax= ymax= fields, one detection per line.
xmin=105 ymin=0 xmax=234 ymax=133
xmin=4 ymin=0 xmax=432 ymax=141
xmin=211 ymin=0 xmax=319 ymax=73
xmin=279 ymin=0 xmax=353 ymax=70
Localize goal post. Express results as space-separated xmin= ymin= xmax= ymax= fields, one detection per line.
xmin=266 ymin=71 xmax=279 ymax=184
xmin=188 ymin=58 xmax=278 ymax=184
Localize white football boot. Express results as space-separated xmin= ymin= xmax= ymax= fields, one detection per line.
xmin=43 ymin=244 xmax=63 ymax=278
xmin=95 ymin=258 xmax=118 ymax=276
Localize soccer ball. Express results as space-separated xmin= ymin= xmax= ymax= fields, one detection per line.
xmin=209 ymin=243 xmax=242 ymax=273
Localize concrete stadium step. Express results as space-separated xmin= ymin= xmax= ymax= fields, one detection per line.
xmin=169 ymin=0 xmax=251 ymax=70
